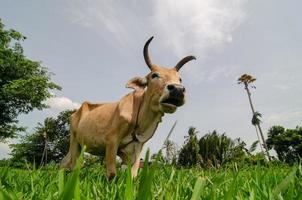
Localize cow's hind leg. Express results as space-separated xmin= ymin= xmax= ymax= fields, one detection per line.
xmin=60 ymin=133 xmax=80 ymax=170
xmin=105 ymin=138 xmax=118 ymax=179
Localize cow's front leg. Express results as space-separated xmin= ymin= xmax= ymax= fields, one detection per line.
xmin=131 ymin=143 xmax=143 ymax=178
xmin=105 ymin=138 xmax=118 ymax=179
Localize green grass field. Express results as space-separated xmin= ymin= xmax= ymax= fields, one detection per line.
xmin=1 ymin=163 xmax=301 ymax=199
xmin=0 ymin=151 xmax=301 ymax=200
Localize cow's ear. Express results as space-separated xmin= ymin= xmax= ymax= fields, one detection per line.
xmin=126 ymin=77 xmax=147 ymax=91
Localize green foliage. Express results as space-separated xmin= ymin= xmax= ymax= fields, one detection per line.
xmin=198 ymin=131 xmax=247 ymax=168
xmin=9 ymin=110 xmax=74 ymax=166
xmin=162 ymin=139 xmax=178 ymax=164
xmin=248 ymin=140 xmax=259 ymax=154
xmin=0 ymin=19 xmax=61 ymax=141
xmin=59 ymin=146 xmax=86 ymax=200
xmin=178 ymin=128 xmax=248 ymax=168
xmin=0 ymin=163 xmax=301 ymax=199
xmin=137 ymin=150 xmax=157 ymax=200
xmin=178 ymin=127 xmax=199 ymax=167
xmin=199 ymin=131 xmax=232 ymax=167
xmin=266 ymin=125 xmax=302 ymax=164
xmin=191 ymin=177 xmax=206 ymax=200
xmin=252 ymin=111 xmax=262 ymax=126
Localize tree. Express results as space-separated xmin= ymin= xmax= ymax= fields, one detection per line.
xmin=0 ymin=19 xmax=61 ymax=141
xmin=251 ymin=111 xmax=265 ymax=154
xmin=178 ymin=128 xmax=249 ymax=168
xmin=158 ymin=121 xmax=178 ymax=164
xmin=9 ymin=110 xmax=74 ymax=166
xmin=266 ymin=125 xmax=302 ymax=164
xmin=163 ymin=139 xmax=178 ymax=164
xmin=178 ymin=127 xmax=200 ymax=167
xmin=247 ymin=140 xmax=260 ymax=155
xmin=198 ymin=131 xmax=246 ymax=168
xmin=238 ymin=74 xmax=271 ymax=161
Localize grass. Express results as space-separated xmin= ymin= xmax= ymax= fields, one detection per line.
xmin=0 ymin=151 xmax=301 ymax=200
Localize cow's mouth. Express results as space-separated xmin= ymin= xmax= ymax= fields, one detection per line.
xmin=160 ymin=96 xmax=184 ymax=108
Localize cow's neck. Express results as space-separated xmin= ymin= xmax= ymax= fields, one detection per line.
xmin=134 ymin=90 xmax=163 ymax=143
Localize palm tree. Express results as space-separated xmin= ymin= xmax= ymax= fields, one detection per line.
xmin=160 ymin=121 xmax=178 ymax=164
xmin=163 ymin=139 xmax=176 ymax=164
xmin=40 ymin=131 xmax=48 ymax=166
xmin=238 ymin=74 xmax=271 ymax=160
xmin=251 ymin=111 xmax=265 ymax=155
xmin=199 ymin=131 xmax=235 ymax=167
xmin=247 ymin=140 xmax=260 ymax=155
xmin=178 ymin=127 xmax=200 ymax=167
xmin=185 ymin=127 xmax=198 ymax=141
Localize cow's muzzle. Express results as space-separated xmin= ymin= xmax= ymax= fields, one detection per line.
xmin=160 ymin=84 xmax=185 ymax=111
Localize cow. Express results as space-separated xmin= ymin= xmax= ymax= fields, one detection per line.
xmin=60 ymin=36 xmax=196 ymax=179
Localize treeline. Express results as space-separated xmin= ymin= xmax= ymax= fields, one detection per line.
xmin=7 ymin=110 xmax=74 ymax=167
xmin=1 ymin=110 xmax=301 ymax=168
xmin=161 ymin=125 xmax=301 ymax=168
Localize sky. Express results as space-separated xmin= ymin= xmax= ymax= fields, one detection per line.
xmin=0 ymin=0 xmax=301 ymax=159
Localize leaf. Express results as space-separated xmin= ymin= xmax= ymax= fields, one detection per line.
xmin=124 ymin=164 xmax=134 ymax=200
xmin=271 ymin=167 xmax=297 ymax=200
xmin=58 ymin=169 xmax=65 ymax=196
xmin=137 ymin=149 xmax=158 ymax=200
xmin=191 ymin=177 xmax=206 ymax=200
xmin=59 ymin=146 xmax=86 ymax=200
xmin=0 ymin=188 xmax=15 ymax=200
xmin=249 ymin=141 xmax=259 ymax=153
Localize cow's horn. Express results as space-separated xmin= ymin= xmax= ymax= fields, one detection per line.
xmin=144 ymin=36 xmax=154 ymax=70
xmin=174 ymin=56 xmax=196 ymax=71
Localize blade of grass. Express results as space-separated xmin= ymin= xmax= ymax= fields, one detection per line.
xmin=224 ymin=174 xmax=237 ymax=200
xmin=137 ymin=149 xmax=159 ymax=200
xmin=124 ymin=164 xmax=134 ymax=200
xmin=191 ymin=177 xmax=206 ymax=200
xmin=58 ymin=169 xmax=65 ymax=196
xmin=0 ymin=188 xmax=14 ymax=200
xmin=59 ymin=146 xmax=86 ymax=200
xmin=271 ymin=167 xmax=297 ymax=200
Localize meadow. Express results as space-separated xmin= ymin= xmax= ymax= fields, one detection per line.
xmin=0 ymin=151 xmax=301 ymax=200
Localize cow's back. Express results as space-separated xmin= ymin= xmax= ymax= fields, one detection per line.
xmin=71 ymin=102 xmax=104 ymax=131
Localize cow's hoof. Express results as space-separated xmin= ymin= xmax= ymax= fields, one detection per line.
xmin=107 ymin=172 xmax=116 ymax=180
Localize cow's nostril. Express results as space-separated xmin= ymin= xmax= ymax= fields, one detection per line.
xmin=182 ymin=87 xmax=186 ymax=92
xmin=167 ymin=85 xmax=175 ymax=91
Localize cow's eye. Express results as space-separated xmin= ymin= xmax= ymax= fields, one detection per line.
xmin=151 ymin=73 xmax=159 ymax=79
xmin=179 ymin=78 xmax=182 ymax=83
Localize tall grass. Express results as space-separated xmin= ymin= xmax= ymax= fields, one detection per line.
xmin=0 ymin=150 xmax=301 ymax=200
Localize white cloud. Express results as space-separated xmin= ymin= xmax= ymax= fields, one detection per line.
xmin=46 ymin=96 xmax=80 ymax=111
xmin=66 ymin=0 xmax=247 ymax=58
xmin=66 ymin=0 xmax=144 ymax=48
xmin=64 ymin=0 xmax=247 ymax=85
xmin=266 ymin=109 xmax=302 ymax=125
xmin=205 ymin=65 xmax=239 ymax=82
xmin=152 ymin=0 xmax=247 ymax=57
xmin=0 ymin=142 xmax=10 ymax=159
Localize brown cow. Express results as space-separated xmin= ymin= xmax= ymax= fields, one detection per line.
xmin=60 ymin=37 xmax=196 ymax=178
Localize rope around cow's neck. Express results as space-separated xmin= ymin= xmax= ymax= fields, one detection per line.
xmin=120 ymin=91 xmax=145 ymax=149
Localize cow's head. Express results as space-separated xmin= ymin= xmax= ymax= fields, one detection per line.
xmin=127 ymin=36 xmax=196 ymax=114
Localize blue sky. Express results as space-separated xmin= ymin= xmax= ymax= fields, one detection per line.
xmin=1 ymin=0 xmax=301 ymax=158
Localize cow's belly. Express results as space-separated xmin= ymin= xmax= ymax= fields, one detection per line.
xmin=76 ymin=103 xmax=117 ymax=155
